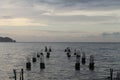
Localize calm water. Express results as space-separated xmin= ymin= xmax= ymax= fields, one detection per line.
xmin=0 ymin=42 xmax=120 ymax=80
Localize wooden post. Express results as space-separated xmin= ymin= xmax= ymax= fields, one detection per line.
xmin=26 ymin=57 xmax=31 ymax=71
xmin=110 ymin=68 xmax=113 ymax=80
xmin=45 ymin=46 xmax=47 ymax=52
xmin=76 ymin=50 xmax=80 ymax=58
xmin=65 ymin=49 xmax=67 ymax=52
xmin=21 ymin=69 xmax=24 ymax=80
xmin=66 ymin=47 xmax=71 ymax=58
xmin=75 ymin=50 xmax=80 ymax=71
xmin=89 ymin=55 xmax=95 ymax=71
xmin=13 ymin=69 xmax=17 ymax=80
xmin=46 ymin=51 xmax=50 ymax=58
xmin=75 ymin=63 xmax=80 ymax=70
xmin=74 ymin=49 xmax=76 ymax=55
xmin=26 ymin=62 xmax=31 ymax=70
xmin=40 ymin=53 xmax=45 ymax=69
xmin=20 ymin=73 xmax=21 ymax=80
xmin=116 ymin=71 xmax=120 ymax=80
xmin=37 ymin=52 xmax=40 ymax=58
xmin=82 ymin=52 xmax=86 ymax=65
xmin=32 ymin=53 xmax=37 ymax=63
xmin=49 ymin=46 xmax=52 ymax=52
xmin=32 ymin=57 xmax=37 ymax=63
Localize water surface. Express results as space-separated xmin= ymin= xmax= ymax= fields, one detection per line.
xmin=0 ymin=42 xmax=120 ymax=80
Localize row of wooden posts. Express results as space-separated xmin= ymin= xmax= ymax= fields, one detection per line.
xmin=13 ymin=69 xmax=24 ymax=80
xmin=65 ymin=47 xmax=95 ymax=71
xmin=12 ymin=46 xmax=120 ymax=80
xmin=13 ymin=46 xmax=94 ymax=80
xmin=12 ymin=68 xmax=120 ymax=80
xmin=65 ymin=47 xmax=120 ymax=80
xmin=109 ymin=68 xmax=120 ymax=80
xmin=12 ymin=46 xmax=52 ymax=80
xmin=26 ymin=46 xmax=52 ymax=71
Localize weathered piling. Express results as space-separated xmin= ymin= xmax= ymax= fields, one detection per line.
xmin=66 ymin=47 xmax=71 ymax=58
xmin=89 ymin=55 xmax=95 ymax=71
xmin=82 ymin=52 xmax=86 ymax=65
xmin=40 ymin=52 xmax=45 ymax=69
xmin=32 ymin=57 xmax=37 ymax=63
xmin=68 ymin=47 xmax=71 ymax=53
xmin=32 ymin=52 xmax=37 ymax=63
xmin=26 ymin=62 xmax=31 ymax=71
xmin=74 ymin=49 xmax=77 ymax=55
xmin=65 ymin=47 xmax=69 ymax=52
xmin=46 ymin=51 xmax=50 ymax=58
xmin=76 ymin=50 xmax=80 ymax=58
xmin=116 ymin=71 xmax=120 ymax=80
xmin=13 ymin=69 xmax=24 ymax=80
xmin=26 ymin=57 xmax=31 ymax=71
xmin=65 ymin=49 xmax=67 ymax=52
xmin=67 ymin=52 xmax=71 ymax=58
xmin=49 ymin=46 xmax=52 ymax=52
xmin=75 ymin=61 xmax=80 ymax=70
xmin=13 ymin=69 xmax=17 ymax=80
xmin=21 ymin=69 xmax=24 ymax=80
xmin=40 ymin=63 xmax=45 ymax=69
xmin=37 ymin=52 xmax=40 ymax=58
xmin=45 ymin=46 xmax=48 ymax=52
xmin=75 ymin=50 xmax=80 ymax=71
xmin=110 ymin=68 xmax=113 ymax=80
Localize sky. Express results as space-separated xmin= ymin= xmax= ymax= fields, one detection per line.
xmin=0 ymin=0 xmax=120 ymax=42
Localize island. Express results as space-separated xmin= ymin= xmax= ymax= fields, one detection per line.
xmin=0 ymin=37 xmax=16 ymax=42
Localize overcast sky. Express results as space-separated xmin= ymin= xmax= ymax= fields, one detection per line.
xmin=0 ymin=0 xmax=120 ymax=42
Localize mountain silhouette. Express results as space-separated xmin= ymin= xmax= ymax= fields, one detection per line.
xmin=0 ymin=37 xmax=16 ymax=42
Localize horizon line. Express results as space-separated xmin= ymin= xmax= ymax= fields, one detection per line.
xmin=1 ymin=41 xmax=120 ymax=43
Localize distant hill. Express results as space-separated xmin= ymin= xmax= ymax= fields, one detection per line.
xmin=0 ymin=37 xmax=16 ymax=42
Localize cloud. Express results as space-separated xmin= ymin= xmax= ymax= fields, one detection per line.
xmin=30 ymin=0 xmax=120 ymax=10
xmin=102 ymin=32 xmax=120 ymax=37
xmin=0 ymin=18 xmax=47 ymax=27
xmin=0 ymin=0 xmax=120 ymax=26
xmin=0 ymin=0 xmax=120 ymax=42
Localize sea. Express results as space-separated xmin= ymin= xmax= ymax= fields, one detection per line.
xmin=0 ymin=42 xmax=120 ymax=80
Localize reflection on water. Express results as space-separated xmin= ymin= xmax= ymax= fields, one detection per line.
xmin=0 ymin=42 xmax=120 ymax=80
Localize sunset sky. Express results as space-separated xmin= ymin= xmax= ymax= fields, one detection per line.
xmin=0 ymin=0 xmax=120 ymax=42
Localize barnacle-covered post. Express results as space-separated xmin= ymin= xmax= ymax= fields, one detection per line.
xmin=75 ymin=50 xmax=80 ymax=70
xmin=40 ymin=52 xmax=45 ymax=69
xmin=89 ymin=55 xmax=95 ymax=70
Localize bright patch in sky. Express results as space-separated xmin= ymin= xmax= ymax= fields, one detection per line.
xmin=0 ymin=18 xmax=47 ymax=27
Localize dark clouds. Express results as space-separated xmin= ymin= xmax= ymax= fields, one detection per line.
xmin=28 ymin=0 xmax=120 ymax=10
xmin=4 ymin=0 xmax=120 ymax=11
xmin=0 ymin=0 xmax=120 ymax=27
xmin=102 ymin=32 xmax=120 ymax=37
